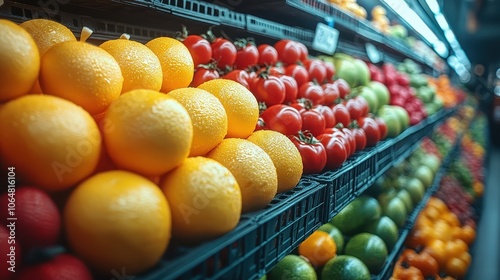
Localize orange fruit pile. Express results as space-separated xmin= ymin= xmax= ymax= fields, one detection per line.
xmin=0 ymin=18 xmax=304 ymax=277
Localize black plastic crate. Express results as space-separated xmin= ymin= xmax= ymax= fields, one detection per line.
xmin=136 ymin=217 xmax=259 ymax=280
xmin=352 ymin=149 xmax=378 ymax=195
xmin=288 ymin=0 xmax=359 ymax=27
xmin=251 ymin=179 xmax=327 ymax=272
xmin=157 ymin=0 xmax=245 ymax=28
xmin=246 ymin=15 xmax=315 ymax=47
xmin=375 ymin=140 xmax=394 ymax=177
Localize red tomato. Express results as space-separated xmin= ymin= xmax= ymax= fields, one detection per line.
xmin=300 ymin=109 xmax=326 ymax=137
xmin=181 ymin=35 xmax=212 ymax=66
xmin=352 ymin=128 xmax=367 ymax=152
xmin=375 ymin=117 xmax=388 ymax=140
xmin=317 ymin=133 xmax=348 ymax=170
xmin=234 ymin=40 xmax=259 ymax=70
xmin=296 ymin=41 xmax=309 ymax=61
xmin=333 ymin=78 xmax=351 ymax=98
xmin=331 ymin=103 xmax=351 ymax=127
xmin=304 ymin=59 xmax=327 ymax=83
xmin=358 ymin=117 xmax=381 ymax=147
xmin=314 ymin=105 xmax=336 ymax=128
xmin=323 ymin=60 xmax=336 ymax=82
xmin=357 ymin=96 xmax=370 ymax=117
xmin=266 ymin=66 xmax=285 ymax=76
xmin=212 ymin=38 xmax=237 ymax=70
xmin=345 ymin=98 xmax=362 ymax=120
xmin=285 ymin=64 xmax=309 ymax=86
xmin=190 ymin=67 xmax=220 ymax=87
xmin=274 ymin=39 xmax=300 ymax=65
xmin=257 ymin=44 xmax=278 ymax=66
xmin=280 ymin=75 xmax=299 ymax=104
xmin=298 ymin=82 xmax=324 ymax=105
xmin=223 ymin=69 xmax=250 ymax=89
xmin=260 ymin=104 xmax=302 ymax=135
xmin=342 ymin=128 xmax=357 ymax=156
xmin=289 ymin=134 xmax=327 ymax=174
xmin=322 ymin=83 xmax=340 ymax=106
xmin=251 ymin=75 xmax=286 ymax=106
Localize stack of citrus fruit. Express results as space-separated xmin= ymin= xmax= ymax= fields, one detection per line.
xmin=0 ymin=18 xmax=304 ymax=277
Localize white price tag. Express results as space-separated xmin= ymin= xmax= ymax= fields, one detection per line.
xmin=312 ymin=22 xmax=339 ymax=55
xmin=365 ymin=43 xmax=382 ymax=63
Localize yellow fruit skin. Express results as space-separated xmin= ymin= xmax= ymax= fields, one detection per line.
xmin=207 ymin=138 xmax=278 ymax=213
xmin=168 ymin=88 xmax=228 ymax=156
xmin=100 ymin=39 xmax=163 ymax=93
xmin=0 ymin=19 xmax=40 ymax=102
xmin=247 ymin=130 xmax=303 ymax=193
xmin=160 ymin=157 xmax=241 ymax=244
xmin=198 ymin=79 xmax=259 ymax=139
xmin=64 ymin=170 xmax=171 ymax=275
xmin=146 ymin=37 xmax=194 ymax=93
xmin=0 ymin=95 xmax=101 ymax=191
xmin=103 ymin=89 xmax=193 ymax=176
xmin=20 ymin=18 xmax=77 ymax=56
xmin=40 ymin=41 xmax=123 ymax=115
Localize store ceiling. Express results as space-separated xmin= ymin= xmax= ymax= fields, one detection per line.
xmin=443 ymin=0 xmax=500 ymax=73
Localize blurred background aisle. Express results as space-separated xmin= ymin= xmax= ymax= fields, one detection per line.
xmin=467 ymin=145 xmax=500 ymax=279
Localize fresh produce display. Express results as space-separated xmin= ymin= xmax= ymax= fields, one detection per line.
xmin=0 ymin=1 xmax=489 ymax=279
xmin=394 ymin=197 xmax=476 ymax=279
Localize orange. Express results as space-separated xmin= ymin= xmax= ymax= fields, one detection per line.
xmin=168 ymin=87 xmax=227 ymax=156
xmin=206 ymin=138 xmax=277 ymax=213
xmin=198 ymin=79 xmax=259 ymax=138
xmin=20 ymin=18 xmax=76 ymax=55
xmin=427 ymin=197 xmax=448 ymax=213
xmin=247 ymin=130 xmax=303 ymax=193
xmin=298 ymin=230 xmax=337 ymax=267
xmin=100 ymin=38 xmax=162 ymax=93
xmin=0 ymin=19 xmax=40 ymax=102
xmin=145 ymin=37 xmax=194 ymax=93
xmin=64 ymin=170 xmax=171 ymax=275
xmin=20 ymin=19 xmax=77 ymax=95
xmin=458 ymin=225 xmax=476 ymax=245
xmin=0 ymin=95 xmax=101 ymax=191
xmin=424 ymin=239 xmax=447 ymax=268
xmin=160 ymin=157 xmax=241 ymax=244
xmin=444 ymin=258 xmax=468 ymax=278
xmin=39 ymin=41 xmax=123 ymax=115
xmin=103 ymin=89 xmax=193 ymax=176
xmin=440 ymin=212 xmax=460 ymax=227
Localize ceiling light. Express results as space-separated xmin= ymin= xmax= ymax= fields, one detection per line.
xmin=447 ymin=55 xmax=458 ymax=67
xmin=381 ymin=0 xmax=440 ymax=45
xmin=426 ymin=0 xmax=440 ymax=14
xmin=435 ymin=13 xmax=449 ymax=30
xmin=496 ymin=68 xmax=500 ymax=79
xmin=434 ymin=41 xmax=448 ymax=58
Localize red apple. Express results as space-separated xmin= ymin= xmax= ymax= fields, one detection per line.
xmin=16 ymin=254 xmax=93 ymax=280
xmin=0 ymin=187 xmax=61 ymax=253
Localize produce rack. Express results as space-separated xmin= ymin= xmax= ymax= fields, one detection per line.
xmin=129 ymin=106 xmax=456 ymax=280
xmin=0 ymin=0 xmax=463 ymax=279
xmin=371 ymin=114 xmax=469 ymax=280
xmin=3 ymin=0 xmax=439 ymax=75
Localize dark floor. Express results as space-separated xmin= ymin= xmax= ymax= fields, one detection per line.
xmin=467 ymin=144 xmax=500 ymax=279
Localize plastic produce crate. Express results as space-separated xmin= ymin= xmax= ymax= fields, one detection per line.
xmin=137 ymin=179 xmax=327 ymax=280
xmin=246 ymin=15 xmax=315 ymax=47
xmin=352 ymin=149 xmax=379 ymax=195
xmin=252 ymin=179 xmax=328 ymax=273
xmin=375 ymin=140 xmax=394 ymax=177
xmin=156 ymin=0 xmax=246 ymax=28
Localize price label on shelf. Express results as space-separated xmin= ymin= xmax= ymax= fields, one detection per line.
xmin=365 ymin=43 xmax=382 ymax=63
xmin=312 ymin=22 xmax=339 ymax=55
